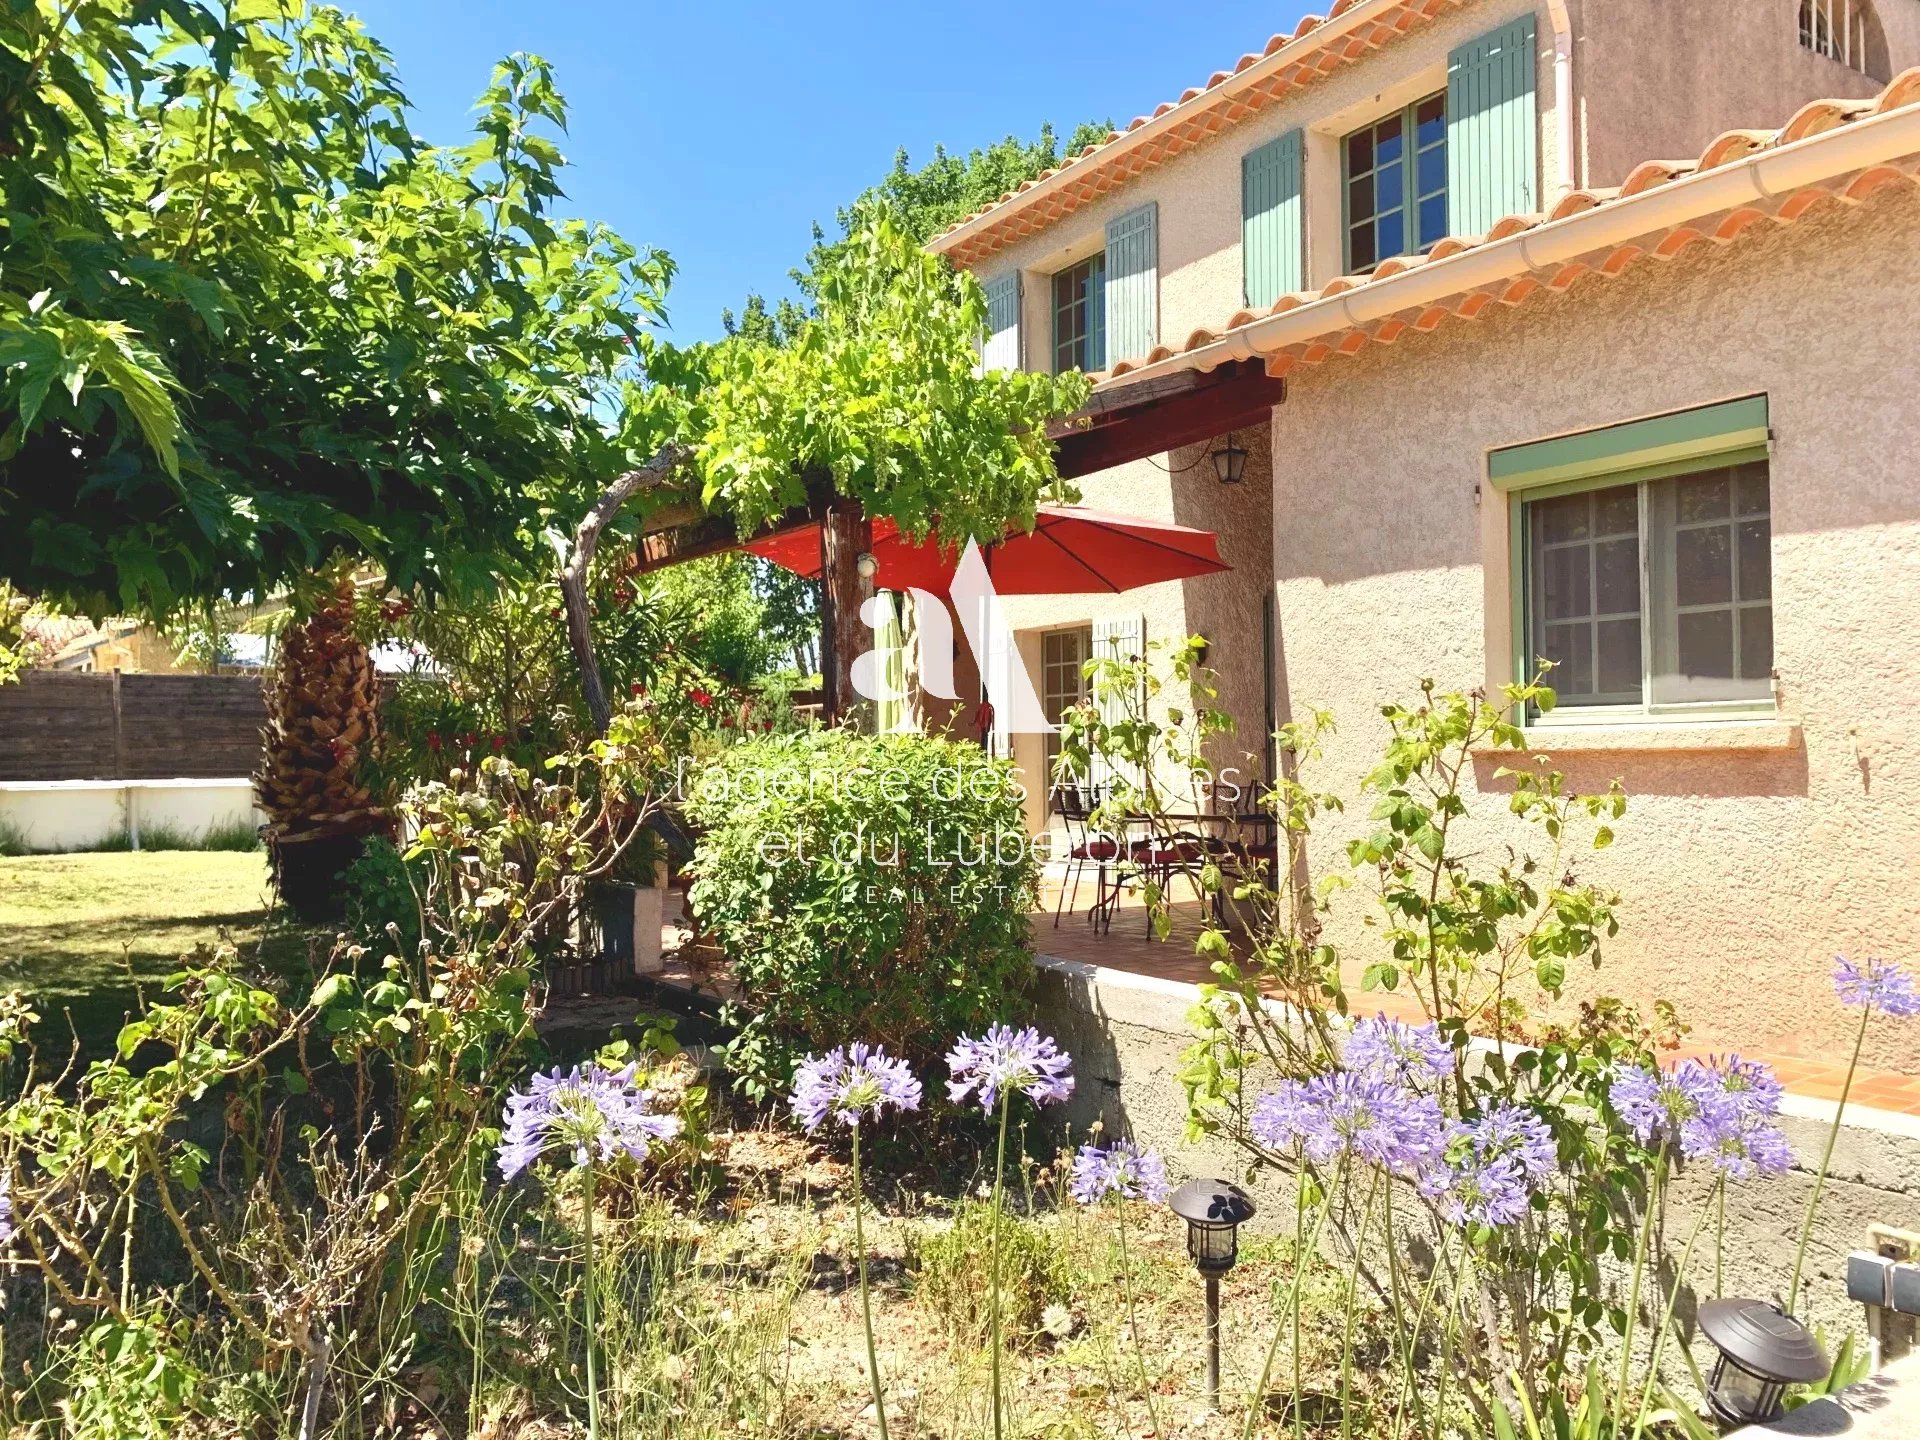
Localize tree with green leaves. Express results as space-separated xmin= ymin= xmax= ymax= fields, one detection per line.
xmin=723 ymin=120 xmax=1111 ymax=341
xmin=2 ymin=2 xmax=1091 ymax=734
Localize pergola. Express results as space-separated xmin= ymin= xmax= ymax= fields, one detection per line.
xmin=624 ymin=361 xmax=1285 ymax=722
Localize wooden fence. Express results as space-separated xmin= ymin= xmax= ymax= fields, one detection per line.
xmin=0 ymin=671 xmax=265 ymax=782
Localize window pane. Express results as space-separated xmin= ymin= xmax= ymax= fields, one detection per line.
xmin=1376 ymin=209 xmax=1405 ymax=263
xmin=1594 ymin=536 xmax=1639 ymax=614
xmin=1674 ymin=526 xmax=1732 ymax=606
xmin=1418 ymin=195 xmax=1447 ymax=248
xmin=1676 ymin=473 xmax=1730 ymax=522
xmin=1530 ymin=488 xmax=1643 ymax=708
xmin=1738 ymin=520 xmax=1771 ymax=601
xmin=1347 ymin=129 xmax=1373 ymax=174
xmin=1376 ymin=158 xmax=1404 ymax=213
xmin=1594 ymin=485 xmax=1638 ymax=536
xmin=1739 ymin=607 xmax=1773 ymax=681
xmin=1541 ymin=545 xmax=1590 ymax=621
xmin=1536 ymin=492 xmax=1590 ymax=544
xmin=1597 ymin=618 xmax=1643 ymax=696
xmin=1348 ymin=172 xmax=1375 ymax=222
xmin=1348 ymin=223 xmax=1376 ymax=271
xmin=1677 ymin=610 xmax=1734 ymax=680
xmin=1376 ymin=113 xmax=1403 ymax=164
xmin=1542 ymin=623 xmax=1593 ymax=698
xmin=1417 ymin=145 xmax=1446 ymax=197
xmin=1647 ymin=464 xmax=1771 ymax=705
xmin=1415 ymin=94 xmax=1446 ymax=144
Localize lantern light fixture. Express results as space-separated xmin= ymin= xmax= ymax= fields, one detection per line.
xmin=1211 ymin=433 xmax=1249 ymax=485
xmin=855 ymin=551 xmax=878 ymax=580
xmin=1696 ymin=1297 xmax=1830 ymax=1430
xmin=1168 ymin=1178 xmax=1256 ymax=1408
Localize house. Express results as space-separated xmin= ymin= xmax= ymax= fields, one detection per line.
xmin=938 ymin=0 xmax=1920 ymax=1070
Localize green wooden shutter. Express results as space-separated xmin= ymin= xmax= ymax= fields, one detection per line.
xmin=981 ymin=271 xmax=1021 ymax=372
xmin=1104 ymin=203 xmax=1158 ymax=366
xmin=1447 ymin=14 xmax=1538 ymax=236
xmin=1242 ymin=129 xmax=1304 ymax=308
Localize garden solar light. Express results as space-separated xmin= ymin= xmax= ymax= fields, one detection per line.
xmin=1696 ymin=1298 xmax=1830 ymax=1429
xmin=1210 ymin=434 xmax=1249 ymax=485
xmin=1168 ymin=1178 xmax=1255 ymax=1407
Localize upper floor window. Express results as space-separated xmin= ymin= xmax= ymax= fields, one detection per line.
xmin=1344 ymin=93 xmax=1449 ymax=273
xmin=1799 ymin=0 xmax=1888 ymax=79
xmin=1051 ymin=255 xmax=1106 ymax=373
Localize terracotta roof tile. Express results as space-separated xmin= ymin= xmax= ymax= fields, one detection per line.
xmin=929 ymin=0 xmax=1463 ymax=266
xmin=1090 ymin=68 xmax=1920 ymax=389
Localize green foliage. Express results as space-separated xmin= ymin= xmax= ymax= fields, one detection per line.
xmin=1166 ymin=672 xmax=1682 ymax=1424
xmin=914 ymin=1199 xmax=1071 ymax=1348
xmin=684 ymin=728 xmax=1039 ymax=1094
xmin=694 ymin=205 xmax=1092 ymax=545
xmin=725 ymin=118 xmax=1111 ymax=339
xmin=339 ymin=833 xmax=422 ymax=954
xmin=2 ymin=6 xmax=673 ymax=617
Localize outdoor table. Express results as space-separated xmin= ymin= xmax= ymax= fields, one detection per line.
xmin=1082 ymin=810 xmax=1276 ymax=934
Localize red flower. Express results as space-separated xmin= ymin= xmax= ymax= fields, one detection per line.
xmin=761 ymin=719 xmax=774 ymax=732
xmin=690 ymin=689 xmax=713 ymax=709
xmin=491 ymin=735 xmax=505 ymax=751
xmin=427 ymin=731 xmax=442 ymax=750
xmin=462 ymin=732 xmax=478 ymax=749
xmin=630 ymin=683 xmax=646 ymax=698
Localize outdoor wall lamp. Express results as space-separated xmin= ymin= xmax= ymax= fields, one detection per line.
xmin=1210 ymin=434 xmax=1249 ymax=485
xmin=855 ymin=551 xmax=878 ymax=580
xmin=1168 ymin=1178 xmax=1256 ymax=1408
xmin=1696 ymin=1298 xmax=1830 ymax=1430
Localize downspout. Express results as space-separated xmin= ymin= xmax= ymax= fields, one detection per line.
xmin=1546 ymin=0 xmax=1577 ymax=200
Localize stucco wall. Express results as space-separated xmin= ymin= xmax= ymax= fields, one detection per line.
xmin=1266 ymin=183 xmax=1920 ymax=1073
xmin=1578 ymin=0 xmax=1920 ymax=189
xmin=0 ymin=779 xmax=262 ymax=852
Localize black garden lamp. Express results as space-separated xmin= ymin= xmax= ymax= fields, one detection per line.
xmin=1696 ymin=1298 xmax=1830 ymax=1429
xmin=1211 ymin=434 xmax=1249 ymax=485
xmin=1169 ymin=1178 xmax=1256 ymax=1408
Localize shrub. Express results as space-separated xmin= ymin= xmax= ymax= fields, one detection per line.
xmin=339 ymin=834 xmax=423 ymax=954
xmin=685 ymin=729 xmax=1038 ymax=1094
xmin=914 ymin=1199 xmax=1070 ymax=1347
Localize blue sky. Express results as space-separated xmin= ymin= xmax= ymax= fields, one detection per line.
xmin=343 ymin=1 xmax=1312 ymax=342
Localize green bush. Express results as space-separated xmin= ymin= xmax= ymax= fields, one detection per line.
xmin=913 ymin=1200 xmax=1069 ymax=1347
xmin=684 ymin=729 xmax=1038 ymax=1093
xmin=339 ymin=834 xmax=423 ymax=954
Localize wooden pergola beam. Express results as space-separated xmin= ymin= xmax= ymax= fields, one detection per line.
xmin=1053 ymin=363 xmax=1285 ymax=479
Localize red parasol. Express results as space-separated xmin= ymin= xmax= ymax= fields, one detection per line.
xmin=743 ymin=504 xmax=1228 ymax=594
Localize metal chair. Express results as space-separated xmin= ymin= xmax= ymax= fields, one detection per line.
xmin=1051 ymin=783 xmax=1120 ymax=928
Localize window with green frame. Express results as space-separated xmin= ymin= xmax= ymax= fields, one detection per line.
xmin=1497 ymin=398 xmax=1776 ymax=718
xmin=1051 ymin=254 xmax=1106 ymax=373
xmin=1344 ymin=92 xmax=1448 ymax=272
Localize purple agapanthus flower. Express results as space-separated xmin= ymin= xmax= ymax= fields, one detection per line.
xmin=790 ymin=1043 xmax=922 ymax=1132
xmin=1710 ymin=1054 xmax=1786 ymax=1122
xmin=1610 ymin=1060 xmax=1735 ymax=1158
xmin=1068 ymin=1139 xmax=1170 ymax=1205
xmin=946 ymin=1025 xmax=1075 ymax=1113
xmin=1344 ymin=1014 xmax=1453 ymax=1087
xmin=0 ymin=1172 xmax=12 ymax=1248
xmin=1421 ymin=1103 xmax=1556 ymax=1227
xmin=1699 ymin=1114 xmax=1795 ymax=1181
xmin=497 ymin=1063 xmax=683 ymax=1180
xmin=1833 ymin=956 xmax=1920 ymax=1018
xmin=1250 ymin=1070 xmax=1445 ymax=1177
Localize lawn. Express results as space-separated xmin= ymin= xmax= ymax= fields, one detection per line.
xmin=0 ymin=849 xmax=304 ymax=1059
